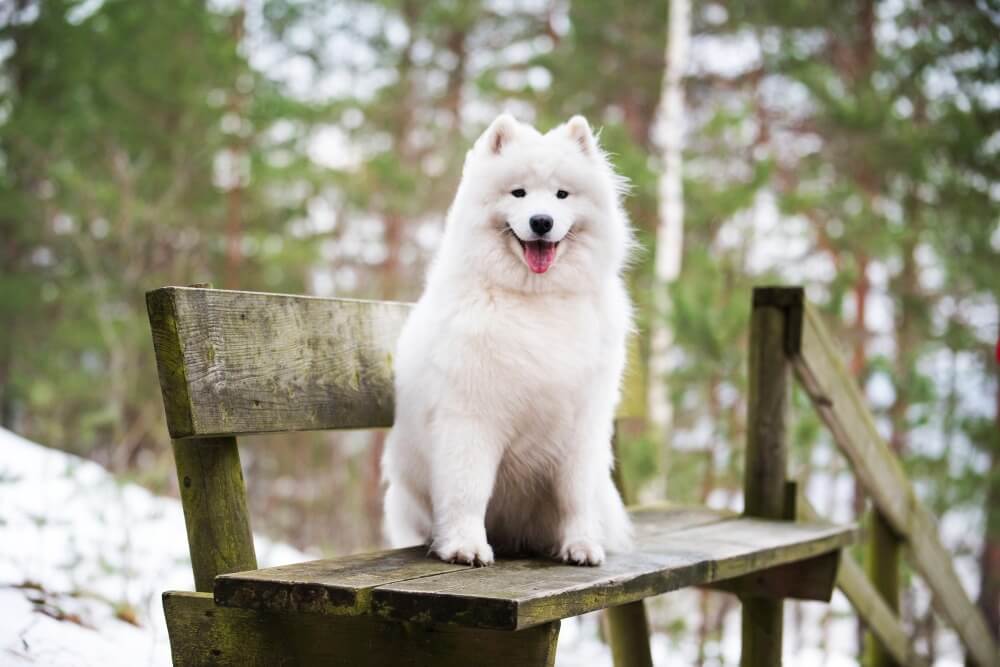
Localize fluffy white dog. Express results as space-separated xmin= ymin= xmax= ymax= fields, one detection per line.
xmin=381 ymin=114 xmax=634 ymax=566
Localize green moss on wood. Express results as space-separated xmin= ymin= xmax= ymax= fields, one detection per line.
xmin=146 ymin=288 xmax=195 ymax=438
xmin=164 ymin=591 xmax=561 ymax=666
xmin=173 ymin=437 xmax=257 ymax=592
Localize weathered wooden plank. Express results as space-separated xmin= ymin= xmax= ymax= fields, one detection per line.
xmin=174 ymin=437 xmax=257 ymax=592
xmin=790 ymin=296 xmax=1000 ymax=667
xmin=146 ymin=286 xmax=412 ymax=438
xmin=215 ymin=546 xmax=470 ymax=615
xmin=798 ymin=495 xmax=928 ymax=667
xmin=214 ymin=506 xmax=852 ymax=630
xmin=707 ymin=550 xmax=840 ymax=602
xmin=741 ymin=289 xmax=796 ymax=667
xmin=215 ymin=506 xmax=730 ymax=621
xmin=369 ymin=516 xmax=852 ymax=630
xmin=164 ymin=591 xmax=561 ymax=667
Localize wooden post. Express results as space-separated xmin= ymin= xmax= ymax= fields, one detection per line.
xmin=173 ymin=437 xmax=258 ymax=592
xmin=149 ymin=282 xmax=259 ymax=592
xmin=741 ymin=288 xmax=796 ymax=667
xmin=865 ymin=509 xmax=901 ymax=667
xmin=605 ymin=422 xmax=654 ymax=667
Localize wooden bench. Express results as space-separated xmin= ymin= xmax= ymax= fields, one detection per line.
xmin=147 ymin=285 xmax=855 ymax=666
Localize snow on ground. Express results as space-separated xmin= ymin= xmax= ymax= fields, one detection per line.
xmin=0 ymin=427 xmax=307 ymax=666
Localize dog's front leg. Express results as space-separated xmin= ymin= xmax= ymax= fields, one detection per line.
xmin=429 ymin=416 xmax=503 ymax=566
xmin=555 ymin=458 xmax=607 ymax=566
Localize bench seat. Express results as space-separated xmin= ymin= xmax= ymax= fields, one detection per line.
xmin=213 ymin=505 xmax=854 ymax=631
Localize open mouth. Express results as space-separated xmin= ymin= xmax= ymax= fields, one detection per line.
xmin=515 ymin=237 xmax=559 ymax=274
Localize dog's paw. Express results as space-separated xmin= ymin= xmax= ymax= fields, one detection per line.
xmin=433 ymin=536 xmax=494 ymax=567
xmin=559 ymin=539 xmax=605 ymax=566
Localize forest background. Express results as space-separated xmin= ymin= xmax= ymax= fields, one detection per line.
xmin=1 ymin=0 xmax=997 ymax=661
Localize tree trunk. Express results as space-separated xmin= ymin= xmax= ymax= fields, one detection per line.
xmin=224 ymin=4 xmax=246 ymax=289
xmin=648 ymin=0 xmax=690 ymax=483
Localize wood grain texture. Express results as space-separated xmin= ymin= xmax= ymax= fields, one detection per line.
xmin=164 ymin=591 xmax=561 ymax=667
xmin=743 ymin=297 xmax=791 ymax=520
xmin=214 ymin=546 xmax=470 ymax=615
xmin=215 ymin=506 xmax=853 ymax=631
xmin=741 ymin=289 xmax=795 ymax=667
xmin=791 ymin=296 xmax=1000 ymax=667
xmin=174 ymin=437 xmax=257 ymax=592
xmin=146 ymin=286 xmax=412 ymax=438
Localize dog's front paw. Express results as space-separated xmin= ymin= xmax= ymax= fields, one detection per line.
xmin=433 ymin=535 xmax=494 ymax=567
xmin=559 ymin=539 xmax=605 ymax=566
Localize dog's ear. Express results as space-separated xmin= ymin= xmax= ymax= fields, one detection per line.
xmin=566 ymin=115 xmax=598 ymax=157
xmin=479 ymin=114 xmax=519 ymax=155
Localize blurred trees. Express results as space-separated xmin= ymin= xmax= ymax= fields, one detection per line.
xmin=1 ymin=0 xmax=997 ymax=659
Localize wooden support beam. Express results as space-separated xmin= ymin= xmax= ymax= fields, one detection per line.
xmin=164 ymin=591 xmax=561 ymax=667
xmin=708 ymin=550 xmax=840 ymax=602
xmin=605 ymin=423 xmax=654 ymax=667
xmin=866 ymin=510 xmax=902 ymax=667
xmin=173 ymin=437 xmax=256 ymax=592
xmin=741 ymin=288 xmax=795 ymax=667
xmin=786 ymin=294 xmax=1000 ymax=667
xmin=605 ymin=601 xmax=653 ymax=667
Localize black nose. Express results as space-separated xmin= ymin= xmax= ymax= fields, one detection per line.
xmin=529 ymin=214 xmax=553 ymax=236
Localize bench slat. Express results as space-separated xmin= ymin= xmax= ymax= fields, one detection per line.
xmin=375 ymin=516 xmax=852 ymax=629
xmin=146 ymin=287 xmax=411 ymax=438
xmin=215 ymin=506 xmax=855 ymax=630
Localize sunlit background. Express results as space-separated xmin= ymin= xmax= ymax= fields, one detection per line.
xmin=1 ymin=0 xmax=997 ymax=664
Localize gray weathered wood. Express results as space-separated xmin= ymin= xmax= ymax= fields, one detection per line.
xmin=798 ymin=494 xmax=928 ymax=667
xmin=164 ymin=591 xmax=561 ymax=667
xmin=215 ymin=506 xmax=854 ymax=631
xmin=146 ymin=286 xmax=411 ymax=438
xmin=373 ymin=517 xmax=851 ymax=630
xmin=789 ymin=295 xmax=1000 ymax=667
xmin=707 ymin=550 xmax=840 ymax=602
xmin=741 ymin=288 xmax=796 ymax=667
xmin=174 ymin=437 xmax=257 ymax=592
xmin=214 ymin=546 xmax=470 ymax=615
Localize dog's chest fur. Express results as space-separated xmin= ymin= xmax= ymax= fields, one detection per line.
xmin=427 ymin=286 xmax=606 ymax=430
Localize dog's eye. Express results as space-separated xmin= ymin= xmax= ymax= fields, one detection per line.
xmin=511 ymin=188 xmax=526 ymax=198
xmin=556 ymin=190 xmax=569 ymax=199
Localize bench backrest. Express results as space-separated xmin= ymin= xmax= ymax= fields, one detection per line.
xmin=147 ymin=286 xmax=412 ymax=439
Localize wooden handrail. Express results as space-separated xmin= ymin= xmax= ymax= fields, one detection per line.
xmin=757 ymin=287 xmax=999 ymax=667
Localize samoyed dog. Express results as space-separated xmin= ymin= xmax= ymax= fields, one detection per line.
xmin=381 ymin=114 xmax=634 ymax=566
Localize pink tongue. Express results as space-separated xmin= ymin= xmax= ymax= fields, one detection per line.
xmin=524 ymin=241 xmax=557 ymax=273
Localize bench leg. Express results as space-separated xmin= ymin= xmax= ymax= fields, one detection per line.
xmin=163 ymin=591 xmax=560 ymax=666
xmin=605 ymin=601 xmax=653 ymax=667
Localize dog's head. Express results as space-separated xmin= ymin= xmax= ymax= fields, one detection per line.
xmin=440 ymin=114 xmax=632 ymax=293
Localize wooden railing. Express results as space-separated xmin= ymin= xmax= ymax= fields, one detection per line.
xmin=608 ymin=287 xmax=998 ymax=666
xmin=752 ymin=287 xmax=998 ymax=667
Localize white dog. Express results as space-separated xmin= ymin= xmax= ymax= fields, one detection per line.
xmin=381 ymin=114 xmax=634 ymax=566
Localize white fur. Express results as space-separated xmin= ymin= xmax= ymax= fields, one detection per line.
xmin=381 ymin=114 xmax=635 ymax=567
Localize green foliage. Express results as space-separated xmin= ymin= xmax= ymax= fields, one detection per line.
xmin=1 ymin=5 xmax=997 ymax=643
